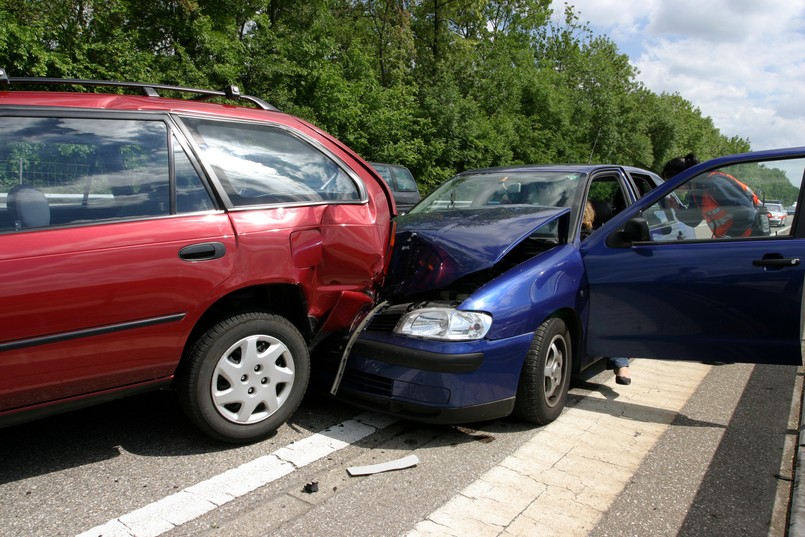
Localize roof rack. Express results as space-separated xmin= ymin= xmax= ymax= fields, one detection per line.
xmin=0 ymin=68 xmax=279 ymax=111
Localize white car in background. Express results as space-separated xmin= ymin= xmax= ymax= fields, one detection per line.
xmin=766 ymin=202 xmax=788 ymax=226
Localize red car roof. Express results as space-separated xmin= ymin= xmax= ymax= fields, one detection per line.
xmin=0 ymin=90 xmax=303 ymax=124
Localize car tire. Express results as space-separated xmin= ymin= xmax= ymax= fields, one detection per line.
xmin=177 ymin=312 xmax=310 ymax=443
xmin=513 ymin=317 xmax=571 ymax=426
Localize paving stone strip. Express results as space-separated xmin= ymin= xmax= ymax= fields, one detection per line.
xmin=405 ymin=360 xmax=712 ymax=537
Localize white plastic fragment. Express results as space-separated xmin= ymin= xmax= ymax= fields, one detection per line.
xmin=347 ymin=454 xmax=420 ymax=476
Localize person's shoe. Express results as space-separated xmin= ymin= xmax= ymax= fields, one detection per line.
xmin=615 ymin=375 xmax=632 ymax=385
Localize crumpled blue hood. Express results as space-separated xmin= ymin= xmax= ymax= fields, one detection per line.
xmin=387 ymin=206 xmax=569 ymax=296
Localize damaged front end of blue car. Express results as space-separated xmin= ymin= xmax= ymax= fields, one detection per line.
xmin=319 ymin=204 xmax=586 ymax=424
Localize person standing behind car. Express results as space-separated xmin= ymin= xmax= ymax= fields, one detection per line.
xmin=662 ymin=152 xmax=700 ymax=180
xmin=664 ymin=153 xmax=766 ymax=238
xmin=693 ymin=171 xmax=764 ymax=237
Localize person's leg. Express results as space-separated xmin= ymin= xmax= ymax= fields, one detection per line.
xmin=606 ymin=357 xmax=631 ymax=385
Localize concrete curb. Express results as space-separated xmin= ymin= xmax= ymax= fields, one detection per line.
xmin=789 ymin=369 xmax=805 ymax=537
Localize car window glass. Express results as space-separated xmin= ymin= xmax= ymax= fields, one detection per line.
xmin=586 ymin=176 xmax=628 ymax=229
xmin=174 ymin=136 xmax=214 ymax=213
xmin=411 ymin=171 xmax=585 ymax=213
xmin=642 ymin=157 xmax=803 ymax=241
xmin=629 ymin=172 xmax=659 ymax=196
xmin=410 ymin=171 xmax=586 ymax=244
xmin=392 ymin=167 xmax=418 ymax=192
xmin=0 ymin=116 xmax=171 ymax=230
xmin=587 ymin=178 xmax=621 ymax=204
xmin=181 ymin=117 xmax=360 ymax=206
xmin=371 ymin=164 xmax=394 ymax=186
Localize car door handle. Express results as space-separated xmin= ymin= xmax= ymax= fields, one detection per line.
xmin=179 ymin=242 xmax=226 ymax=261
xmin=752 ymin=257 xmax=800 ymax=268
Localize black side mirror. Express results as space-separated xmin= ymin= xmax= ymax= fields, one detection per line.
xmin=606 ymin=217 xmax=651 ymax=248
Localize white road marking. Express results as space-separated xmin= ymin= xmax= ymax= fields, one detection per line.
xmin=405 ymin=359 xmax=713 ymax=537
xmin=76 ymin=412 xmax=398 ymax=537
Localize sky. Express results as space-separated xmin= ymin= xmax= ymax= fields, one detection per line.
xmin=549 ymin=0 xmax=805 ymax=152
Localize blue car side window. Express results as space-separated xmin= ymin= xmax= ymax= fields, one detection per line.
xmin=644 ymin=158 xmax=803 ymax=242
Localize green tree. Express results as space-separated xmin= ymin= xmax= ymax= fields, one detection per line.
xmin=0 ymin=0 xmax=758 ymax=189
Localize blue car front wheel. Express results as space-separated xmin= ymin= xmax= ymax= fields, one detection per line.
xmin=513 ymin=317 xmax=571 ymax=425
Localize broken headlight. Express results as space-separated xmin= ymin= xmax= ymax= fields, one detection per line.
xmin=394 ymin=307 xmax=492 ymax=341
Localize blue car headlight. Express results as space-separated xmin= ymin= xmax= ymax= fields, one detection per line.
xmin=394 ymin=307 xmax=492 ymax=340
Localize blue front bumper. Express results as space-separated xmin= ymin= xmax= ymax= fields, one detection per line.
xmin=327 ymin=331 xmax=535 ymax=424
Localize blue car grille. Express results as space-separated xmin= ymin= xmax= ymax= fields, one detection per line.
xmin=318 ymin=357 xmax=394 ymax=397
xmin=367 ymin=310 xmax=405 ymax=332
xmin=341 ymin=368 xmax=394 ymax=396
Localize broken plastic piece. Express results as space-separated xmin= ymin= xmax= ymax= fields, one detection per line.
xmin=347 ymin=454 xmax=419 ymax=476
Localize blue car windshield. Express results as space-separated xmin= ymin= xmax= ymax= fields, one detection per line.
xmin=409 ymin=171 xmax=588 ymax=217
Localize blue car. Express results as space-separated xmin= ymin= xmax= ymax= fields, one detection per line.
xmin=325 ymin=151 xmax=804 ymax=425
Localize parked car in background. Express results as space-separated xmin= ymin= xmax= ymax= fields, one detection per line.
xmin=0 ymin=70 xmax=394 ymax=443
xmin=766 ymin=202 xmax=788 ymax=226
xmin=370 ymin=162 xmax=421 ymax=213
xmin=324 ymin=150 xmax=803 ymax=427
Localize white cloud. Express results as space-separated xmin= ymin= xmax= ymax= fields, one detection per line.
xmin=550 ymin=0 xmax=805 ymax=151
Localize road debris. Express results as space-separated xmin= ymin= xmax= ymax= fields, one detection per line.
xmin=347 ymin=454 xmax=419 ymax=476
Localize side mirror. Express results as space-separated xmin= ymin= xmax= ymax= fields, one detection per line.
xmin=606 ymin=217 xmax=651 ymax=248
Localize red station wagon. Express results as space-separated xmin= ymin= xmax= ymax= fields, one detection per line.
xmin=0 ymin=71 xmax=394 ymax=442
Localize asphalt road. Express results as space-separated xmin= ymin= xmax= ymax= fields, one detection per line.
xmin=0 ymin=359 xmax=800 ymax=537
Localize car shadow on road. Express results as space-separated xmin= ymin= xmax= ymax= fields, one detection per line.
xmin=0 ymin=391 xmax=228 ymax=485
xmin=0 ymin=387 xmax=461 ymax=485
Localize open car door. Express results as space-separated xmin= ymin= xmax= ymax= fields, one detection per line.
xmin=581 ymin=148 xmax=805 ymax=365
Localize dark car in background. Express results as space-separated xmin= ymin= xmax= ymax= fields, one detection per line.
xmin=370 ymin=162 xmax=421 ymax=213
xmin=326 ymin=151 xmax=803 ymax=427
xmin=0 ymin=71 xmax=394 ymax=443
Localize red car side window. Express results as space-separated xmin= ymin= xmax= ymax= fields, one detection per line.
xmin=181 ymin=117 xmax=361 ymax=207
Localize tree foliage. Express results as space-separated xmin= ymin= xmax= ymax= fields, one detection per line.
xmin=0 ymin=0 xmax=778 ymax=195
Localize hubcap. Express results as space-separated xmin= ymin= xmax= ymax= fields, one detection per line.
xmin=542 ymin=334 xmax=566 ymax=408
xmin=211 ymin=334 xmax=296 ymax=424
